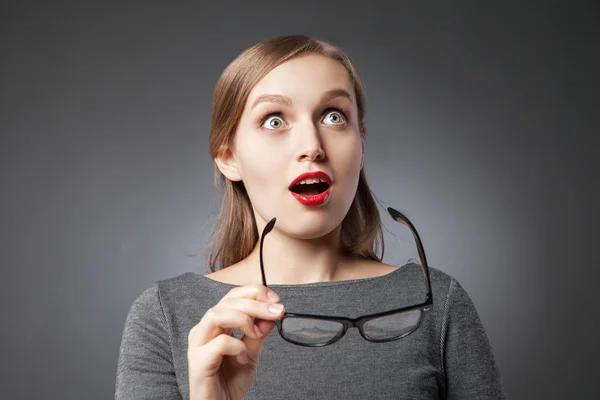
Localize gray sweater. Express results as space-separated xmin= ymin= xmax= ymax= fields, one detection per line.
xmin=115 ymin=262 xmax=506 ymax=399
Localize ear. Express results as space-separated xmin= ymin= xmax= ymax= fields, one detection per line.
xmin=214 ymin=145 xmax=242 ymax=182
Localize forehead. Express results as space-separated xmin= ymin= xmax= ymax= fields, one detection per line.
xmin=246 ymin=54 xmax=354 ymax=104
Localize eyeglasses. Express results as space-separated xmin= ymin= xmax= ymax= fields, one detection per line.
xmin=259 ymin=207 xmax=433 ymax=347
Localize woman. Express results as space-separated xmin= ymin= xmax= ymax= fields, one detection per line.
xmin=115 ymin=35 xmax=506 ymax=399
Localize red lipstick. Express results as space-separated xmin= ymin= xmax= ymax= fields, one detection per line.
xmin=288 ymin=171 xmax=333 ymax=207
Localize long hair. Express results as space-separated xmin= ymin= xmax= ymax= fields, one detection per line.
xmin=206 ymin=34 xmax=384 ymax=272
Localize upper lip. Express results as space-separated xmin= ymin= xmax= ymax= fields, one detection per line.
xmin=288 ymin=171 xmax=333 ymax=189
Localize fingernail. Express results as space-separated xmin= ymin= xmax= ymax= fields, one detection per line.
xmin=241 ymin=352 xmax=248 ymax=364
xmin=268 ymin=304 xmax=283 ymax=313
xmin=254 ymin=324 xmax=263 ymax=338
xmin=267 ymin=291 xmax=279 ymax=301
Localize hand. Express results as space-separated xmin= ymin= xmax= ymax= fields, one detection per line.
xmin=187 ymin=284 xmax=284 ymax=400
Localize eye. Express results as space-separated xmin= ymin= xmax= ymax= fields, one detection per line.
xmin=322 ymin=109 xmax=346 ymax=125
xmin=260 ymin=113 xmax=286 ymax=130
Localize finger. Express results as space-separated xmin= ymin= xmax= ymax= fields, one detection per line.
xmin=223 ymin=328 xmax=234 ymax=336
xmin=218 ymin=297 xmax=285 ymax=322
xmin=190 ymin=304 xmax=283 ymax=347
xmin=220 ymin=284 xmax=280 ymax=304
xmin=189 ymin=308 xmax=256 ymax=347
xmin=243 ymin=318 xmax=277 ymax=364
xmin=189 ymin=334 xmax=248 ymax=377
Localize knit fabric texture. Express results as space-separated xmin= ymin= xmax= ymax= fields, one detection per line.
xmin=115 ymin=262 xmax=507 ymax=399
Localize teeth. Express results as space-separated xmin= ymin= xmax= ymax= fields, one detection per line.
xmin=298 ymin=178 xmax=328 ymax=185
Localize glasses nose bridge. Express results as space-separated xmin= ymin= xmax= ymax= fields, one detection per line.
xmin=345 ymin=318 xmax=360 ymax=329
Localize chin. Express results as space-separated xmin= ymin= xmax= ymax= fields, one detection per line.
xmin=276 ymin=212 xmax=342 ymax=240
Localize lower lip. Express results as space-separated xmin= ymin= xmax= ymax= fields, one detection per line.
xmin=290 ymin=187 xmax=332 ymax=206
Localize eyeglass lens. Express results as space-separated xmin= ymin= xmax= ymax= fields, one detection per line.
xmin=281 ymin=318 xmax=344 ymax=345
xmin=281 ymin=308 xmax=423 ymax=345
xmin=361 ymin=309 xmax=422 ymax=340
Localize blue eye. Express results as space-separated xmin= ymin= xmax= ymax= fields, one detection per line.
xmin=259 ymin=107 xmax=348 ymax=130
xmin=260 ymin=113 xmax=285 ymax=130
xmin=323 ymin=109 xmax=346 ymax=125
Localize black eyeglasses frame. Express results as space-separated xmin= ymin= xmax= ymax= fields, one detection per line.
xmin=259 ymin=207 xmax=433 ymax=347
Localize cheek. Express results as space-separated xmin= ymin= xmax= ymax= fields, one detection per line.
xmin=329 ymin=139 xmax=363 ymax=174
xmin=235 ymin=137 xmax=287 ymax=192
xmin=236 ymin=132 xmax=277 ymax=171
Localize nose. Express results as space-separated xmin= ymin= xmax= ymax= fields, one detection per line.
xmin=295 ymin=121 xmax=326 ymax=162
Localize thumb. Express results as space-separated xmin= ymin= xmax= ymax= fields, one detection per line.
xmin=243 ymin=318 xmax=277 ymax=363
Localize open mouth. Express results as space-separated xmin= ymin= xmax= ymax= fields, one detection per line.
xmin=289 ymin=180 xmax=330 ymax=196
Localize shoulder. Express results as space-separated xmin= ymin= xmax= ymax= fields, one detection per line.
xmin=351 ymin=258 xmax=464 ymax=314
xmin=426 ymin=266 xmax=474 ymax=313
xmin=123 ymin=271 xmax=234 ymax=345
xmin=429 ymin=265 xmax=456 ymax=294
xmin=127 ymin=271 xmax=226 ymax=321
xmin=155 ymin=270 xmax=203 ymax=291
xmin=362 ymin=258 xmax=456 ymax=289
xmin=422 ymin=267 xmax=486 ymax=333
xmin=154 ymin=271 xmax=229 ymax=305
xmin=125 ymin=272 xmax=200 ymax=318
xmin=379 ymin=260 xmax=473 ymax=315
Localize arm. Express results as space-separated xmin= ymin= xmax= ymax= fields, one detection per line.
xmin=115 ymin=284 xmax=182 ymax=400
xmin=442 ymin=277 xmax=507 ymax=399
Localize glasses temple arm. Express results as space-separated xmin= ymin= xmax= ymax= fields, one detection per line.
xmin=387 ymin=207 xmax=433 ymax=302
xmin=259 ymin=217 xmax=277 ymax=287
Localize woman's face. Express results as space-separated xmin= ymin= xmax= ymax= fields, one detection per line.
xmin=220 ymin=53 xmax=364 ymax=239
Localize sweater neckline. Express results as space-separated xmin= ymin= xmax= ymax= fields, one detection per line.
xmin=193 ymin=261 xmax=415 ymax=290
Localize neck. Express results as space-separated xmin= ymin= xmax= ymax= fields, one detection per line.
xmin=244 ymin=223 xmax=350 ymax=285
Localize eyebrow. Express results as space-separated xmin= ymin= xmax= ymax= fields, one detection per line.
xmin=250 ymin=88 xmax=353 ymax=110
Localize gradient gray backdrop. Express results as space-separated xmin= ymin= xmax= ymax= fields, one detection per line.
xmin=1 ymin=1 xmax=598 ymax=399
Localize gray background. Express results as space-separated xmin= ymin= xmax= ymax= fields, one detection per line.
xmin=1 ymin=1 xmax=598 ymax=399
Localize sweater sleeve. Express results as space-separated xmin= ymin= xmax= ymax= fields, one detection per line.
xmin=442 ymin=277 xmax=507 ymax=399
xmin=115 ymin=284 xmax=182 ymax=400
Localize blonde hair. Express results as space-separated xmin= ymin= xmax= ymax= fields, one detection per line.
xmin=206 ymin=34 xmax=384 ymax=272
